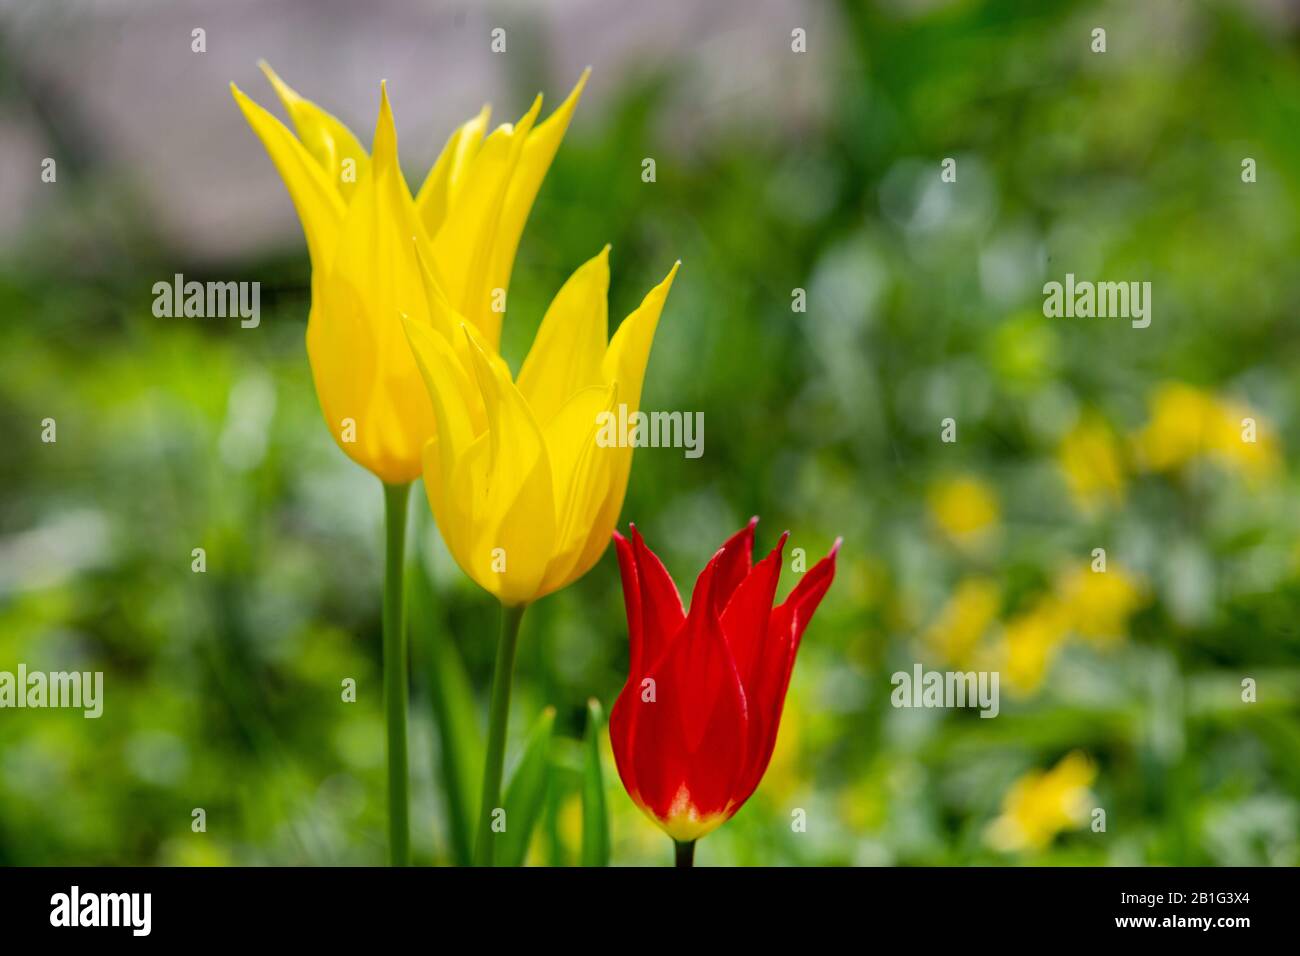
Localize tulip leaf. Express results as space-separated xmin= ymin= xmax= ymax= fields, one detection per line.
xmin=499 ymin=706 xmax=556 ymax=867
xmin=408 ymin=531 xmax=481 ymax=867
xmin=581 ymin=698 xmax=611 ymax=867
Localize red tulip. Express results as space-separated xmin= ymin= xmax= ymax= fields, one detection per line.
xmin=609 ymin=518 xmax=840 ymax=848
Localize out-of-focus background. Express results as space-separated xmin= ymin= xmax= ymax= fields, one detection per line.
xmin=3 ymin=0 xmax=1299 ymax=866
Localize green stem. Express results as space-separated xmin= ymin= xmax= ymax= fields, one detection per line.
xmin=474 ymin=602 xmax=527 ymax=866
xmin=382 ymin=481 xmax=411 ymax=867
xmin=675 ymin=840 xmax=696 ymax=868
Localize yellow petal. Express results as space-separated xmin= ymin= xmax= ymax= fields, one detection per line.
xmin=483 ymin=68 xmax=590 ymax=340
xmin=405 ymin=318 xmax=482 ymax=558
xmin=429 ymin=96 xmax=542 ymax=346
xmin=231 ymin=82 xmax=345 ymax=272
xmin=464 ymin=328 xmax=556 ymax=605
xmin=569 ymin=261 xmax=680 ymax=575
xmin=306 ymin=82 xmax=432 ymax=483
xmin=258 ymin=61 xmax=370 ymax=204
xmin=601 ymin=260 xmax=679 ymax=411
xmin=516 ymin=245 xmax=610 ymax=425
xmin=415 ymin=104 xmax=492 ymax=239
xmin=537 ymin=382 xmax=618 ymax=597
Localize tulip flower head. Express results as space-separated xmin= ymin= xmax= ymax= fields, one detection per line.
xmin=609 ymin=520 xmax=839 ymax=845
xmin=231 ymin=64 xmax=588 ymax=483
xmin=403 ymin=247 xmax=679 ymax=607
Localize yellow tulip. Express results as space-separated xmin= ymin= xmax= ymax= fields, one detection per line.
xmin=230 ymin=64 xmax=588 ymax=483
xmin=404 ymin=246 xmax=679 ymax=607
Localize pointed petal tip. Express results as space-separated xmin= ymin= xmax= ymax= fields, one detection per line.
xmin=229 ymin=82 xmax=265 ymax=116
xmin=556 ymin=67 xmax=590 ymax=108
xmin=570 ymin=67 xmax=592 ymax=99
xmin=829 ymin=536 xmax=843 ymax=557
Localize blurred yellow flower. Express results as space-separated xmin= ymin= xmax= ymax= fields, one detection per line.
xmin=999 ymin=595 xmax=1069 ymax=694
xmin=231 ymin=64 xmax=587 ymax=483
xmin=1133 ymin=382 xmax=1215 ymax=473
xmin=986 ymin=751 xmax=1096 ymax=853
xmin=927 ymin=476 xmax=1000 ymax=547
xmin=923 ymin=577 xmax=1001 ymax=667
xmin=1134 ymin=382 xmax=1280 ymax=482
xmin=1058 ymin=415 xmax=1125 ymax=511
xmin=405 ymin=247 xmax=678 ymax=606
xmin=1213 ymin=396 xmax=1281 ymax=479
xmin=1057 ymin=563 xmax=1145 ymax=645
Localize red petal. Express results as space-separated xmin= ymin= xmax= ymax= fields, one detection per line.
xmin=609 ymin=680 xmax=640 ymax=805
xmin=613 ymin=531 xmax=642 ymax=674
xmin=628 ymin=525 xmax=685 ymax=677
xmin=609 ymin=532 xmax=642 ymax=803
xmin=721 ymin=531 xmax=788 ymax=692
xmin=709 ymin=517 xmax=757 ymax=618
xmin=735 ymin=538 xmax=840 ymax=805
xmin=612 ymin=525 xmax=688 ymax=813
xmin=628 ymin=553 xmax=749 ymax=823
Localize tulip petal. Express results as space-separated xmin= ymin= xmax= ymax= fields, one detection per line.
xmin=430 ymin=98 xmax=542 ymax=346
xmin=601 ymin=261 xmax=679 ymax=413
xmin=310 ymin=82 xmax=432 ymax=482
xmin=516 ymin=246 xmax=610 ymax=426
xmin=629 ymin=526 xmax=685 ymax=670
xmin=404 ymin=318 xmax=482 ymax=560
xmin=484 ymin=68 xmax=590 ymax=337
xmin=735 ymin=539 xmax=840 ymax=805
xmin=609 ymin=526 xmax=684 ymax=813
xmin=536 ymin=382 xmax=618 ymax=596
xmin=412 ymin=238 xmax=486 ymax=381
xmin=258 ymin=61 xmax=370 ymax=203
xmin=464 ymin=327 xmax=556 ymax=604
xmin=567 ymin=263 xmax=680 ymax=576
xmin=611 ymin=532 xmax=644 ymax=677
xmin=627 ymin=554 xmax=749 ymax=838
xmin=676 ymin=548 xmax=747 ymax=753
xmin=722 ymin=532 xmax=788 ymax=691
xmin=415 ymin=104 xmax=491 ymax=238
xmin=609 ymin=533 xmax=644 ymax=808
xmin=710 ymin=517 xmax=758 ymax=617
xmin=231 ymin=82 xmax=345 ymax=272
xmin=306 ymin=273 xmax=382 ymax=471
